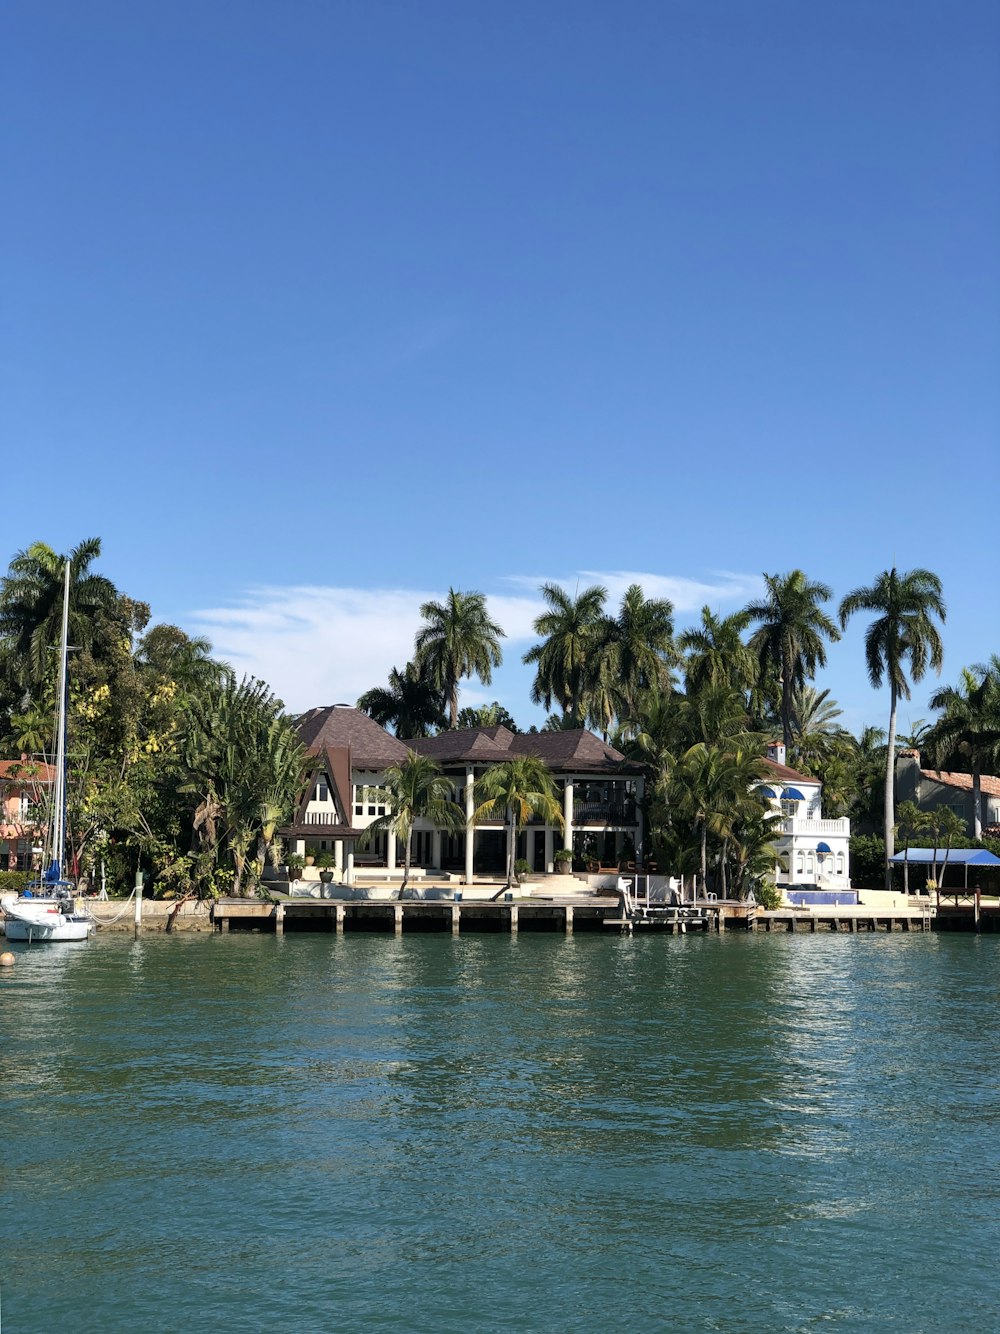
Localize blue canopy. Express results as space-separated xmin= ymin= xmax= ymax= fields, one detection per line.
xmin=816 ymin=842 xmax=832 ymax=854
xmin=758 ymin=786 xmax=778 ymax=799
xmin=889 ymin=848 xmax=1000 ymax=866
xmin=782 ymin=787 xmax=806 ymax=801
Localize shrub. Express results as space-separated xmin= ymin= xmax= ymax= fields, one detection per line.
xmin=514 ymin=859 xmax=532 ymax=881
xmin=315 ymin=850 xmax=336 ymax=869
xmin=754 ymin=881 xmax=783 ymax=910
xmin=0 ymin=870 xmax=28 ymax=893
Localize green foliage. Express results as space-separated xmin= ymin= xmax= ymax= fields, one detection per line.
xmin=850 ymin=834 xmax=886 ymax=888
xmin=514 ymin=858 xmax=532 ymax=880
xmin=315 ymin=849 xmax=336 ymax=869
xmin=415 ymin=590 xmax=505 ymax=729
xmin=755 ymin=881 xmax=783 ymax=910
xmin=0 ymin=869 xmax=28 ymax=892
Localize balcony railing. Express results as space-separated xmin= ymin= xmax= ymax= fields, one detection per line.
xmin=778 ymin=817 xmax=850 ymax=837
xmin=573 ymin=800 xmax=637 ymax=825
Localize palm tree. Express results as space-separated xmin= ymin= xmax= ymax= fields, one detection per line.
xmin=669 ymin=742 xmax=766 ymax=897
xmin=523 ymin=583 xmax=607 ymax=726
xmin=473 ymin=756 xmax=563 ymax=897
xmin=135 ymin=624 xmax=231 ymax=696
xmin=745 ymin=571 xmax=841 ymax=751
xmin=0 ymin=539 xmax=119 ymax=690
xmin=358 ymin=752 xmax=465 ymax=895
xmin=357 ymin=661 xmax=446 ymax=737
xmin=181 ymin=676 xmax=307 ymax=896
xmin=839 ymin=567 xmax=946 ymax=886
xmin=926 ymin=660 xmax=1000 ymax=840
xmin=894 ymin=800 xmax=929 ymax=895
xmin=604 ymin=584 xmax=676 ymax=721
xmin=414 ymin=590 xmax=505 ymax=729
xmin=679 ymin=607 xmax=756 ymax=695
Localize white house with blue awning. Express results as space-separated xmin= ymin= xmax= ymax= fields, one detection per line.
xmin=757 ymin=742 xmax=852 ymax=902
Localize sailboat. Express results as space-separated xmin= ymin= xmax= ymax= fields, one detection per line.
xmin=1 ymin=560 xmax=93 ymax=943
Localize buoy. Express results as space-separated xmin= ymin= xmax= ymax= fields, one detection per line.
xmin=0 ymin=952 xmax=16 ymax=967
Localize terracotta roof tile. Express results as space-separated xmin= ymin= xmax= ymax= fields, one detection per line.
xmin=761 ymin=757 xmax=818 ymax=784
xmin=920 ymin=768 xmax=1000 ymax=799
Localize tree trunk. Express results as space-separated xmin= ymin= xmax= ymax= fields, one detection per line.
xmin=903 ymin=845 xmax=909 ymax=894
xmin=781 ymin=652 xmax=793 ymax=750
xmin=448 ymin=681 xmax=458 ymax=730
xmin=720 ymin=838 xmax=729 ymax=899
xmin=401 ymin=829 xmax=412 ymax=896
xmin=700 ymin=822 xmax=707 ymax=898
xmin=884 ymin=684 xmax=898 ymax=889
xmin=973 ymin=764 xmax=982 ymax=840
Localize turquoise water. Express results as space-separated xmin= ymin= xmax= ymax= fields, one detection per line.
xmin=2 ymin=931 xmax=998 ymax=1332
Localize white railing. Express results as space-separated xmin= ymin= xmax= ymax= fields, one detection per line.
xmin=778 ymin=817 xmax=850 ymax=836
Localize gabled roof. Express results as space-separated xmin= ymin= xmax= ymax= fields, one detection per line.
xmin=918 ymin=767 xmax=1000 ymax=799
xmin=295 ymin=706 xmax=410 ymax=769
xmin=889 ymin=848 xmax=1000 ymax=866
xmin=761 ymin=757 xmax=818 ymax=785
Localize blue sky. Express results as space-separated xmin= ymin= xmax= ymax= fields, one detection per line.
xmin=3 ymin=1 xmax=998 ymax=735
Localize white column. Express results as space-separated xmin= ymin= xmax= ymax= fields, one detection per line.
xmin=387 ymin=834 xmax=397 ymax=870
xmin=563 ymin=779 xmax=574 ymax=861
xmin=465 ymin=766 xmax=475 ymax=885
xmin=334 ymin=840 xmax=343 ymax=872
xmin=293 ymin=838 xmax=305 ymax=857
xmin=432 ymin=830 xmax=442 ymax=868
xmin=524 ymin=829 xmax=534 ymax=872
xmin=346 ymin=851 xmax=355 ymax=886
xmin=544 ymin=828 xmax=554 ymax=874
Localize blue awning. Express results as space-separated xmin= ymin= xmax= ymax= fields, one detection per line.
xmin=758 ymin=786 xmax=777 ymax=799
xmin=782 ymin=787 xmax=806 ymax=801
xmin=888 ymin=848 xmax=1000 ymax=866
xmin=816 ymin=842 xmax=832 ymax=854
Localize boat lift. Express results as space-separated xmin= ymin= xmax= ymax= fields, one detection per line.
xmin=608 ymin=874 xmax=711 ymax=934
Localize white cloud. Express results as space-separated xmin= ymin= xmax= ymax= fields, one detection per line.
xmin=189 ymin=569 xmax=761 ymax=716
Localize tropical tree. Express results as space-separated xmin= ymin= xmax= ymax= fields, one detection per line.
xmin=602 ymin=583 xmax=676 ymax=722
xmin=894 ymin=800 xmax=929 ymax=895
xmin=473 ymin=755 xmax=563 ymax=897
xmin=926 ymin=660 xmax=1000 ymax=840
xmin=679 ymin=607 xmax=756 ymax=696
xmin=414 ymin=590 xmax=505 ymax=729
xmin=839 ymin=567 xmax=946 ymax=887
xmin=180 ymin=676 xmax=307 ymax=896
xmin=0 ymin=539 xmax=120 ymax=691
xmin=357 ymin=751 xmax=465 ymax=895
xmin=456 ymin=702 xmax=519 ymax=732
xmin=745 ymin=570 xmax=841 ymax=751
xmin=668 ymin=742 xmax=766 ymax=897
xmin=523 ymin=583 xmax=607 ymax=726
xmin=135 ymin=624 xmax=231 ymax=698
xmin=357 ymin=661 xmax=446 ymax=737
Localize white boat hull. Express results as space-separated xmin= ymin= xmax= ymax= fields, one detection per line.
xmin=1 ymin=896 xmax=94 ymax=942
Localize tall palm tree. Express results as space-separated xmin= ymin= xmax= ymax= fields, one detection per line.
xmin=0 ymin=539 xmax=119 ymax=690
xmin=745 ymin=571 xmax=841 ymax=751
xmin=602 ymin=584 xmax=676 ymax=723
xmin=135 ymin=624 xmax=231 ymax=696
xmin=473 ymin=755 xmax=563 ymax=896
xmin=679 ymin=607 xmax=756 ymax=695
xmin=414 ymin=589 xmax=505 ymax=729
xmin=523 ymin=583 xmax=607 ymax=726
xmin=839 ymin=567 xmax=946 ymax=886
xmin=357 ymin=661 xmax=447 ymax=737
xmin=926 ymin=660 xmax=1000 ymax=840
xmin=358 ymin=752 xmax=465 ymax=895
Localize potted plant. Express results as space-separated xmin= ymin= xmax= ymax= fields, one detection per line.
xmin=285 ymin=853 xmax=305 ymax=882
xmin=514 ymin=858 xmax=532 ymax=885
xmin=554 ymin=848 xmax=573 ymax=873
xmin=316 ymin=850 xmax=336 ymax=883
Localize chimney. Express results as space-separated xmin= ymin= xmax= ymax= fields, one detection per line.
xmin=766 ymin=740 xmax=786 ymax=766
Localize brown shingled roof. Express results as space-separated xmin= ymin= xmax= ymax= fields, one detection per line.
xmin=407 ymin=725 xmax=636 ymax=773
xmin=295 ymin=706 xmax=410 ymax=768
xmin=406 ymin=726 xmax=517 ymax=764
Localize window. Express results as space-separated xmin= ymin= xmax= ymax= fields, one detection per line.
xmin=316 ymin=780 xmax=329 ymax=803
xmin=781 ymin=800 xmax=798 ymax=819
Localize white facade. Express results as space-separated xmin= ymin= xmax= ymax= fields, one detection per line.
xmin=759 ymin=745 xmax=851 ymax=893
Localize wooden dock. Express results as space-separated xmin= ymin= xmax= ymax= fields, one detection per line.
xmin=209 ymin=895 xmax=971 ymax=936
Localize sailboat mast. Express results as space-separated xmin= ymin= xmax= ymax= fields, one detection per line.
xmin=47 ymin=560 xmax=71 ymax=882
